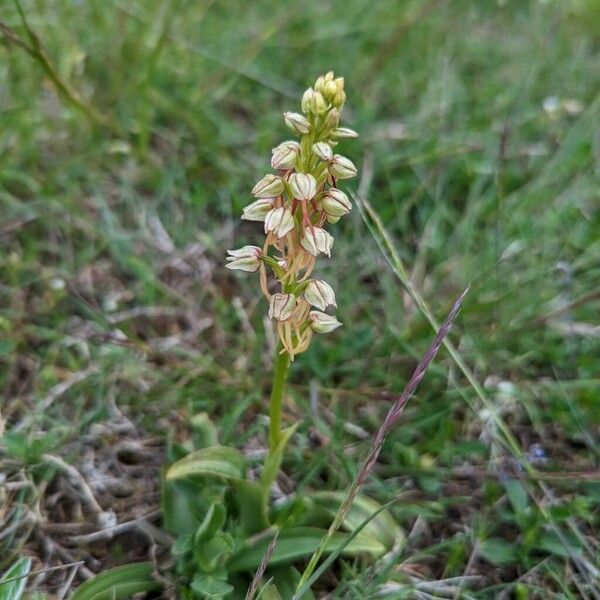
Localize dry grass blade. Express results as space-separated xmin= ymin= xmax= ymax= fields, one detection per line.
xmin=245 ymin=530 xmax=279 ymax=600
xmin=295 ymin=288 xmax=469 ymax=596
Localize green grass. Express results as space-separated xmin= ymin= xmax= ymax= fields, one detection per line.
xmin=1 ymin=0 xmax=599 ymax=597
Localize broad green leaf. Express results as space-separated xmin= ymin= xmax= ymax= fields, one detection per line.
xmin=479 ymin=538 xmax=519 ymax=566
xmin=228 ymin=527 xmax=385 ymax=572
xmin=166 ymin=446 xmax=246 ymax=481
xmin=233 ymin=479 xmax=270 ymax=535
xmin=70 ymin=563 xmax=161 ymax=600
xmin=162 ymin=479 xmax=202 ymax=536
xmin=191 ymin=575 xmax=233 ymax=597
xmin=292 ymin=498 xmax=399 ymax=599
xmin=260 ymin=423 xmax=299 ymax=496
xmin=0 ymin=557 xmax=32 ymax=600
xmin=307 ymin=492 xmax=403 ymax=550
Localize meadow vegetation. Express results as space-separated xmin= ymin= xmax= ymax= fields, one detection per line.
xmin=1 ymin=0 xmax=599 ymax=597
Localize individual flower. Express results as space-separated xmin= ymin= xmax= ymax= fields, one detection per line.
xmin=271 ymin=140 xmax=301 ymax=170
xmin=242 ymin=198 xmax=274 ymax=222
xmin=311 ymin=91 xmax=327 ymax=114
xmin=312 ymin=142 xmax=333 ymax=162
xmin=329 ymin=154 xmax=357 ymax=179
xmin=304 ymin=280 xmax=336 ymax=311
xmin=252 ymin=174 xmax=284 ymax=198
xmin=324 ymin=108 xmax=340 ymax=130
xmin=268 ymin=293 xmax=296 ymax=321
xmin=331 ymin=127 xmax=359 ymax=139
xmin=264 ymin=207 xmax=294 ymax=238
xmin=309 ymin=310 xmax=342 ymax=333
xmin=289 ymin=172 xmax=317 ymax=201
xmin=301 ymin=88 xmax=314 ymax=114
xmin=225 ymin=246 xmax=262 ymax=272
xmin=284 ymin=112 xmax=311 ymax=135
xmin=322 ymin=188 xmax=351 ymax=218
xmin=301 ymin=227 xmax=334 ymax=257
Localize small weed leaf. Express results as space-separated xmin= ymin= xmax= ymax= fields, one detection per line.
xmin=191 ymin=574 xmax=234 ymax=597
xmin=69 ymin=563 xmax=160 ymax=600
xmin=504 ymin=479 xmax=529 ymax=515
xmin=479 ymin=538 xmax=519 ymax=566
xmin=166 ymin=445 xmax=246 ymax=482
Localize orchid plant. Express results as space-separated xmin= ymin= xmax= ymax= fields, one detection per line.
xmin=226 ymin=71 xmax=357 ymax=454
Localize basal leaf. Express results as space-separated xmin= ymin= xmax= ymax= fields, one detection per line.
xmin=307 ymin=491 xmax=403 ymax=550
xmin=166 ymin=445 xmax=246 ymax=482
xmin=69 ymin=563 xmax=160 ymax=600
xmin=228 ymin=527 xmax=385 ymax=572
xmin=232 ymin=479 xmax=270 ymax=535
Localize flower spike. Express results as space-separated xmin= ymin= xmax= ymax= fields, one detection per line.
xmin=226 ymin=72 xmax=358 ymax=358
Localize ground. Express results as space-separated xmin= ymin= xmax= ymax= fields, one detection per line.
xmin=1 ymin=0 xmax=599 ymax=598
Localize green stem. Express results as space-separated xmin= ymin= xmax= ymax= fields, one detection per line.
xmin=268 ymin=347 xmax=291 ymax=452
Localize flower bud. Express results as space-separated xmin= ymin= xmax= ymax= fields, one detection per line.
xmin=323 ymin=80 xmax=337 ymax=102
xmin=309 ymin=310 xmax=342 ymax=334
xmin=225 ymin=246 xmax=262 ymax=272
xmin=314 ymin=75 xmax=325 ymax=93
xmin=331 ymin=127 xmax=359 ymax=139
xmin=252 ymin=174 xmax=284 ymax=198
xmin=268 ymin=293 xmax=296 ymax=321
xmin=301 ymin=227 xmax=334 ymax=257
xmin=334 ymin=77 xmax=345 ymax=93
xmin=289 ymin=172 xmax=317 ymax=201
xmin=311 ymin=91 xmax=327 ymax=115
xmin=304 ymin=280 xmax=336 ymax=311
xmin=264 ymin=207 xmax=295 ymax=238
xmin=324 ymin=108 xmax=340 ymax=130
xmin=324 ymin=71 xmax=335 ymax=82
xmin=312 ymin=142 xmax=333 ymax=162
xmin=301 ymin=88 xmax=314 ymax=114
xmin=242 ymin=198 xmax=274 ymax=222
xmin=271 ymin=140 xmax=300 ymax=170
xmin=322 ymin=188 xmax=351 ymax=217
xmin=332 ymin=88 xmax=346 ymax=108
xmin=284 ymin=112 xmax=311 ymax=135
xmin=329 ymin=154 xmax=357 ymax=179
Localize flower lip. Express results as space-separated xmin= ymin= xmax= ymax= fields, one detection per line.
xmin=309 ymin=310 xmax=342 ymax=333
xmin=225 ymin=246 xmax=262 ymax=272
xmin=289 ymin=172 xmax=317 ymax=201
